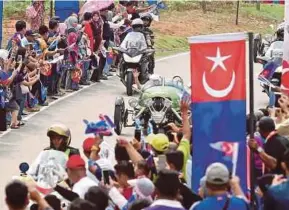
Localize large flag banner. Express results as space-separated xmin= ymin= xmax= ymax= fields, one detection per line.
xmin=282 ymin=0 xmax=289 ymax=94
xmin=189 ymin=33 xmax=248 ymax=192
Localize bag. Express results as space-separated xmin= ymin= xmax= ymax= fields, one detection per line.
xmin=29 ymin=93 xmax=38 ymax=107
xmin=26 ymin=5 xmax=37 ymax=19
xmin=40 ymin=62 xmax=52 ymax=76
xmin=40 ymin=81 xmax=47 ymax=102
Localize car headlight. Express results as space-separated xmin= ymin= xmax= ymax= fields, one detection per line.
xmin=128 ymin=98 xmax=138 ymax=108
xmin=275 ymin=66 xmax=283 ymax=73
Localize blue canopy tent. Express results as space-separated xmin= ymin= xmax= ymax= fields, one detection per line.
xmin=54 ymin=0 xmax=80 ymax=22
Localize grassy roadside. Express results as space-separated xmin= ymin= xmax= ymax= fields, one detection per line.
xmin=153 ymin=2 xmax=284 ymax=57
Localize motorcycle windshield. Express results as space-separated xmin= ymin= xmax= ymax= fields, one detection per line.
xmin=120 ymin=32 xmax=147 ymax=55
xmin=28 ymin=150 xmax=68 ymax=188
xmin=265 ymin=41 xmax=283 ymax=58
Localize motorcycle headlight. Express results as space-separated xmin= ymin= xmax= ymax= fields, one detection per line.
xmin=144 ymin=99 xmax=153 ymax=107
xmin=128 ymin=98 xmax=138 ymax=108
xmin=275 ymin=66 xmax=283 ymax=73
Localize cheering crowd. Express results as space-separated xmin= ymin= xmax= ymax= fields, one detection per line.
xmin=0 ymin=1 xmax=154 ymax=130
xmin=2 ymin=1 xmax=289 ymax=210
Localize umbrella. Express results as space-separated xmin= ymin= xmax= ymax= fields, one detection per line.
xmin=79 ymin=0 xmax=114 ymax=16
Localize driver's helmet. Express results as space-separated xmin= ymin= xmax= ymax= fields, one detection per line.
xmin=47 ymin=124 xmax=71 ymax=147
xmin=131 ymin=18 xmax=144 ymax=32
xmin=141 ymin=14 xmax=153 ymax=27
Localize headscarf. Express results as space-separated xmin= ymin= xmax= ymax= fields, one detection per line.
xmin=65 ymin=15 xmax=79 ymax=31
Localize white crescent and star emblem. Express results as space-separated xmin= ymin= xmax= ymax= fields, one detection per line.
xmin=202 ymin=47 xmax=235 ymax=98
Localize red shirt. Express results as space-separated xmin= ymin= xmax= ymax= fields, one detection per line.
xmin=84 ymin=22 xmax=94 ymax=50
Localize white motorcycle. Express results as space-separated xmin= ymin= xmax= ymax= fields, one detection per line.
xmin=12 ymin=150 xmax=70 ymax=209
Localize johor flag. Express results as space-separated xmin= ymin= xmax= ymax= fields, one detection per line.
xmin=210 ymin=141 xmax=239 ymax=176
xmin=189 ymin=32 xmax=247 ymax=192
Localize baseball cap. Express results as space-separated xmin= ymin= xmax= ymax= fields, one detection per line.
xmin=25 ymin=30 xmax=37 ymax=36
xmin=147 ymin=133 xmax=169 ymax=152
xmin=66 ymin=155 xmax=85 ymax=169
xmin=82 ymin=137 xmax=96 ymax=152
xmin=133 ymin=178 xmax=155 ymax=200
xmin=205 ymin=162 xmax=229 ymax=185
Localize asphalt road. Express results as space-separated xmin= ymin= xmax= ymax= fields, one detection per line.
xmin=0 ymin=51 xmax=267 ymax=208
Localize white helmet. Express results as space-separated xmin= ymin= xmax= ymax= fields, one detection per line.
xmin=131 ymin=18 xmax=144 ymax=26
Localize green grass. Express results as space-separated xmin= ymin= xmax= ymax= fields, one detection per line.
xmin=154 ymin=34 xmax=189 ymax=57
xmin=240 ymin=3 xmax=284 ymax=22
xmin=3 ymin=0 xmax=51 ymax=18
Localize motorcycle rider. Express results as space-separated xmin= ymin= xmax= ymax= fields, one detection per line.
xmin=120 ymin=18 xmax=149 ymax=83
xmin=275 ymin=26 xmax=284 ymax=41
xmin=44 ymin=123 xmax=80 ymax=157
xmin=141 ymin=14 xmax=155 ymax=74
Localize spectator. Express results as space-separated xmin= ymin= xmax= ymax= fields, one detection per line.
xmin=83 ymin=137 xmax=114 ymax=181
xmin=108 ymin=177 xmax=155 ymax=210
xmin=129 ymin=199 xmax=152 ymax=210
xmin=190 ymin=163 xmax=248 ymax=210
xmin=66 ymin=154 xmax=98 ymax=198
xmin=264 ymin=149 xmax=289 ymax=210
xmin=8 ymin=20 xmax=27 ymax=50
xmin=29 ymin=0 xmax=45 ymax=31
xmin=84 ymin=186 xmax=110 ymax=210
xmin=68 ymin=198 xmax=95 ymax=210
xmin=5 ymin=180 xmax=29 ymax=210
xmin=1 ymin=57 xmax=22 ymax=128
xmin=144 ymin=169 xmax=185 ymax=210
xmin=5 ymin=180 xmax=53 ymax=210
xmin=248 ymin=116 xmax=289 ymax=175
xmin=135 ymin=160 xmax=150 ymax=178
xmin=21 ymin=30 xmax=37 ymax=48
xmin=114 ymin=161 xmax=135 ymax=199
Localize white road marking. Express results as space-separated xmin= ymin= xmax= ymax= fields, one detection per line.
xmin=0 ymin=52 xmax=189 ymax=139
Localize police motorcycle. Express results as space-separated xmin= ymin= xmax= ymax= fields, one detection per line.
xmin=113 ymin=19 xmax=154 ymax=96
xmin=256 ymin=40 xmax=283 ymax=107
xmin=254 ymin=22 xmax=284 ymax=63
xmin=12 ymin=150 xmax=70 ymax=209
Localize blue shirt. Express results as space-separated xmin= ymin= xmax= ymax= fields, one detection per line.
xmin=190 ymin=194 xmax=248 ymax=210
xmin=265 ymin=179 xmax=289 ymax=210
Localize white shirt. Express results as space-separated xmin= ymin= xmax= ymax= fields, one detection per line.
xmin=72 ymin=176 xmax=98 ymax=199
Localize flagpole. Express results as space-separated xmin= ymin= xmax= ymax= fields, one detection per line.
xmin=248 ymin=32 xmax=258 ymax=210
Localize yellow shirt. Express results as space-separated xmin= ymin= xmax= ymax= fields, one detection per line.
xmin=177 ymin=138 xmax=190 ymax=180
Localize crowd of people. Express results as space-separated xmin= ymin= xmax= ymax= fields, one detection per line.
xmin=3 ymin=1 xmax=289 ymax=210
xmin=0 ymin=0 xmax=155 ymax=131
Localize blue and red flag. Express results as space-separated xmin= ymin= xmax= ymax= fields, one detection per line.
xmin=189 ymin=33 xmax=247 ymax=192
